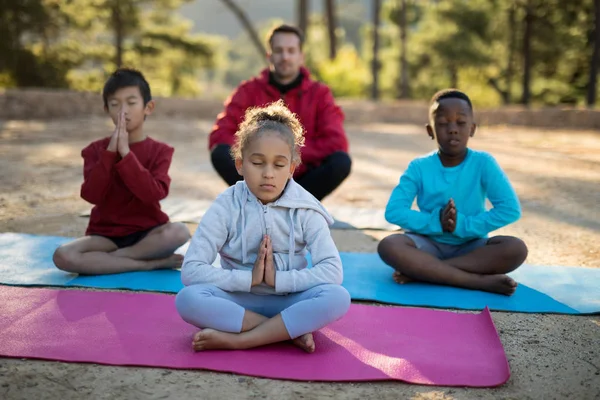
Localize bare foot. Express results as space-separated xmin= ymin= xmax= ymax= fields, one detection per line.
xmin=192 ymin=329 xmax=240 ymax=351
xmin=292 ymin=333 xmax=315 ymax=353
xmin=149 ymin=254 xmax=183 ymax=270
xmin=478 ymin=274 xmax=518 ymax=295
xmin=392 ymin=271 xmax=414 ymax=284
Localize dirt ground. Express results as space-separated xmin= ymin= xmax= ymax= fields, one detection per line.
xmin=0 ymin=117 xmax=599 ymax=399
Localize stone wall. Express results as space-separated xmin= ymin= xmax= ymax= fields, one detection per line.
xmin=1 ymin=88 xmax=599 ymax=130
xmin=0 ymin=89 xmax=224 ymax=120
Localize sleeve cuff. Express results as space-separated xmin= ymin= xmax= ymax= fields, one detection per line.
xmin=100 ymin=150 xmax=118 ymax=165
xmin=431 ymin=206 xmax=443 ymax=233
xmin=115 ymin=152 xmax=144 ymax=181
xmin=115 ymin=151 xmax=137 ymax=169
xmin=275 ymin=271 xmax=294 ymax=293
xmin=232 ymin=270 xmax=253 ymax=292
xmin=454 ymin=211 xmax=465 ymax=237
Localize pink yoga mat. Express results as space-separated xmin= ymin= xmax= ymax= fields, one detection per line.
xmin=0 ymin=286 xmax=510 ymax=387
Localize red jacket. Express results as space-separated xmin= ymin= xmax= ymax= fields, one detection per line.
xmin=81 ymin=137 xmax=173 ymax=237
xmin=209 ymin=67 xmax=348 ymax=177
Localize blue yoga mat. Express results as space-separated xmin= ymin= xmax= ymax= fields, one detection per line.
xmin=1 ymin=232 xmax=598 ymax=314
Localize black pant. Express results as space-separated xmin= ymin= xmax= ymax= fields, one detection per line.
xmin=210 ymin=144 xmax=352 ymax=201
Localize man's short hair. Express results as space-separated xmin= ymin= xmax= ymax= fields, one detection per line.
xmin=267 ymin=24 xmax=305 ymax=51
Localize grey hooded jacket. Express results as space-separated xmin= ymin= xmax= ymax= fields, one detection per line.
xmin=181 ymin=179 xmax=343 ymax=295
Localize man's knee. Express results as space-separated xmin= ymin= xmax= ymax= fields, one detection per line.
xmin=210 ymin=144 xmax=235 ymax=177
xmin=210 ymin=144 xmax=241 ymax=186
xmin=210 ymin=144 xmax=232 ymax=167
xmin=327 ymin=151 xmax=352 ymax=179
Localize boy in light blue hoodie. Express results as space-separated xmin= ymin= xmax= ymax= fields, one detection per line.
xmin=378 ymin=89 xmax=528 ymax=296
xmin=176 ymin=100 xmax=350 ymax=353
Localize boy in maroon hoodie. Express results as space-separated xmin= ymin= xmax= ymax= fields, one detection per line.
xmin=53 ymin=68 xmax=190 ymax=275
xmin=209 ymin=24 xmax=351 ymax=201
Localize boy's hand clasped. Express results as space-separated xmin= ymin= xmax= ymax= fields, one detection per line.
xmin=107 ymin=109 xmax=130 ymax=157
xmin=252 ymin=235 xmax=276 ymax=288
xmin=440 ymin=198 xmax=456 ymax=233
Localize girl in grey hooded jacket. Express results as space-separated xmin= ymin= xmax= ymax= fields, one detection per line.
xmin=176 ymin=101 xmax=350 ymax=353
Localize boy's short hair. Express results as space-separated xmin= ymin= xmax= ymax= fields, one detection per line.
xmin=267 ymin=24 xmax=305 ymax=51
xmin=430 ymin=89 xmax=473 ymax=112
xmin=102 ymin=68 xmax=152 ymax=108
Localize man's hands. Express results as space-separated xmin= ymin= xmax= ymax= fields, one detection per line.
xmin=107 ymin=109 xmax=130 ymax=157
xmin=252 ymin=235 xmax=276 ymax=288
xmin=440 ymin=198 xmax=456 ymax=233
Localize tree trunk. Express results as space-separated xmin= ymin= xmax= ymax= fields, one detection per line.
xmin=521 ymin=0 xmax=533 ymax=106
xmin=111 ymin=2 xmax=124 ymax=67
xmin=398 ymin=0 xmax=409 ymax=99
xmin=221 ymin=0 xmax=267 ymax=64
xmin=505 ymin=2 xmax=516 ymax=104
xmin=587 ymin=0 xmax=600 ymax=107
xmin=325 ymin=0 xmax=337 ymax=60
xmin=296 ymin=0 xmax=309 ymax=38
xmin=371 ymin=0 xmax=381 ymax=100
xmin=449 ymin=65 xmax=458 ymax=88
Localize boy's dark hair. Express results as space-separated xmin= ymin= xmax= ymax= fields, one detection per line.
xmin=430 ymin=89 xmax=473 ymax=112
xmin=268 ymin=24 xmax=304 ymax=51
xmin=102 ymin=68 xmax=152 ymax=108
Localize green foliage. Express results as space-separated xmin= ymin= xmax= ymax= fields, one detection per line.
xmin=315 ymin=44 xmax=369 ymax=98
xmin=0 ymin=0 xmax=597 ymax=106
xmin=301 ymin=14 xmax=368 ymax=98
xmin=0 ymin=0 xmax=214 ymax=97
xmin=372 ymin=0 xmax=597 ymax=106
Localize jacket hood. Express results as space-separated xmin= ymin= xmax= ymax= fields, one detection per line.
xmin=230 ymin=178 xmax=333 ymax=268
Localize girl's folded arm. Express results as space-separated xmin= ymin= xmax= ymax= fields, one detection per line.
xmin=181 ymin=200 xmax=252 ymax=292
xmin=275 ymin=210 xmax=342 ymax=293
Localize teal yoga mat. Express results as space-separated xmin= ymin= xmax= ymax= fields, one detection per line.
xmin=0 ymin=232 xmax=598 ymax=314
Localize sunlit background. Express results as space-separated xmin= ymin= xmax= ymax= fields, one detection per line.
xmin=1 ymin=0 xmax=598 ymax=107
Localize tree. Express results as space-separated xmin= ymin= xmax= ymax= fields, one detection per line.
xmin=521 ymin=0 xmax=533 ymax=105
xmin=0 ymin=0 xmax=74 ymax=87
xmin=388 ymin=0 xmax=417 ymax=99
xmin=324 ymin=0 xmax=337 ymax=60
xmin=371 ymin=0 xmax=381 ymax=100
xmin=485 ymin=0 xmax=517 ymax=105
xmin=397 ymin=0 xmax=409 ymax=98
xmin=297 ymin=0 xmax=309 ymax=39
xmin=588 ymin=0 xmax=600 ymax=106
xmin=221 ymin=0 xmax=267 ymax=64
xmin=0 ymin=0 xmax=214 ymax=95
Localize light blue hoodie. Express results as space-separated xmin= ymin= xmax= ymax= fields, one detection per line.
xmin=181 ymin=179 xmax=343 ymax=295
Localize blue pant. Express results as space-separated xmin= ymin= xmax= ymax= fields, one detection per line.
xmin=175 ymin=284 xmax=351 ymax=339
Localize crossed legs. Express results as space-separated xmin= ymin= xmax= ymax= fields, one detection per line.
xmin=53 ymin=222 xmax=191 ymax=275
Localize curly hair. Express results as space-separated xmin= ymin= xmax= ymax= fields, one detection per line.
xmin=231 ymin=100 xmax=305 ymax=165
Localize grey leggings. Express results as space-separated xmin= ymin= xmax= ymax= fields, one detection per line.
xmin=175 ymin=283 xmax=351 ymax=339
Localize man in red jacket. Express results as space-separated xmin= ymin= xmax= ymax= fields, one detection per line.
xmin=209 ymin=24 xmax=351 ymax=201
